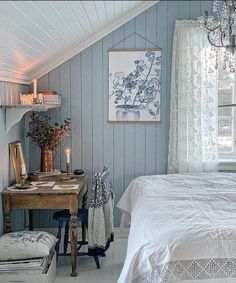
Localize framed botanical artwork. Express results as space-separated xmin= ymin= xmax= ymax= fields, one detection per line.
xmin=9 ymin=141 xmax=27 ymax=183
xmin=108 ymin=48 xmax=161 ymax=122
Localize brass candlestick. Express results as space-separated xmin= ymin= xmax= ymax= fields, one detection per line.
xmin=66 ymin=162 xmax=72 ymax=180
xmin=20 ymin=174 xmax=27 ymax=186
xmin=33 ymin=97 xmax=38 ymax=104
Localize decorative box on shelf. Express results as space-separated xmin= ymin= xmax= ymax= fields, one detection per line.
xmin=0 ymin=104 xmax=61 ymax=133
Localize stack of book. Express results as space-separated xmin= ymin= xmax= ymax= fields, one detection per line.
xmin=42 ymin=94 xmax=61 ymax=105
xmin=0 ymin=252 xmax=54 ymax=275
xmin=28 ymin=169 xmax=64 ymax=181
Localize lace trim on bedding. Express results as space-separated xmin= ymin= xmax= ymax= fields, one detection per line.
xmin=133 ymin=258 xmax=236 ymax=283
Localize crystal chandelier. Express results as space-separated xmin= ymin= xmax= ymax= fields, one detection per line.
xmin=198 ymin=0 xmax=236 ymax=72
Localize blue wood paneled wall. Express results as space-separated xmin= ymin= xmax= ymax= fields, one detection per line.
xmin=27 ymin=1 xmax=212 ymax=227
xmin=0 ymin=82 xmax=29 ymax=234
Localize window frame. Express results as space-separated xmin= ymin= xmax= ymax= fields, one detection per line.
xmin=219 ymin=58 xmax=236 ymax=161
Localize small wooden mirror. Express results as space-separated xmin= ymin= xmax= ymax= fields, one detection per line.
xmin=9 ymin=141 xmax=27 ymax=184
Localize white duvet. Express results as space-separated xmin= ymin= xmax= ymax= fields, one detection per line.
xmin=117 ymin=173 xmax=236 ymax=283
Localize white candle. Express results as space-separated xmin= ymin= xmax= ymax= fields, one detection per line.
xmin=38 ymin=93 xmax=43 ymax=104
xmin=66 ymin=149 xmax=70 ymax=163
xmin=21 ymin=163 xmax=26 ymax=175
xmin=33 ymin=79 xmax=37 ymax=99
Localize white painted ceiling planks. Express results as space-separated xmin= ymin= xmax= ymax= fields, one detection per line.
xmin=0 ymin=1 xmax=158 ymax=85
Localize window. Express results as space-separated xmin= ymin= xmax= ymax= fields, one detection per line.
xmin=218 ymin=53 xmax=235 ymax=159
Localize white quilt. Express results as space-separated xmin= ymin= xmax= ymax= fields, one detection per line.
xmin=117 ymin=173 xmax=236 ymax=283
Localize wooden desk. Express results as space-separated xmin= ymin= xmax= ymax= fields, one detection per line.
xmin=1 ymin=175 xmax=88 ymax=277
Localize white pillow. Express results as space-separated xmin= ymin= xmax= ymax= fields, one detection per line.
xmin=0 ymin=231 xmax=58 ymax=261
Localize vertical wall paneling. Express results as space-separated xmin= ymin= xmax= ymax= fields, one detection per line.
xmin=156 ymin=0 xmax=168 ymax=174
xmin=38 ymin=74 xmax=49 ymax=90
xmin=134 ymin=13 xmax=146 ymax=178
xmin=22 ymin=112 xmax=30 ymax=229
xmin=145 ymin=6 xmax=157 ymax=176
xmin=26 ymin=1 xmax=212 ymax=227
xmin=59 ymin=61 xmax=71 ymax=172
xmin=81 ymin=48 xmax=93 ymax=186
xmin=200 ymin=1 xmax=212 ymax=15
xmin=124 ymin=20 xmax=135 ymax=189
xmin=71 ymin=54 xmax=82 ymax=172
xmin=48 ymin=67 xmax=61 ymax=227
xmin=92 ymin=41 xmax=103 ymax=176
xmin=0 ymin=101 xmax=3 ymax=234
xmin=37 ymin=74 xmax=51 ymax=227
xmin=0 ymin=82 xmax=29 ymax=234
xmin=178 ymin=1 xmax=190 ymax=20
xmin=113 ymin=25 xmax=125 ymax=225
xmin=49 ymin=67 xmax=61 ymax=170
xmin=28 ymin=136 xmax=40 ymax=173
xmin=190 ymin=1 xmax=201 ymax=19
xmin=102 ymin=33 xmax=114 ymax=191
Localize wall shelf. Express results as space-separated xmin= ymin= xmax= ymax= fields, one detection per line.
xmin=0 ymin=104 xmax=61 ymax=132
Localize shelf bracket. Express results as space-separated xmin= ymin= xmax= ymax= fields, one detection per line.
xmin=6 ymin=107 xmax=31 ymax=133
xmin=3 ymin=104 xmax=61 ymax=133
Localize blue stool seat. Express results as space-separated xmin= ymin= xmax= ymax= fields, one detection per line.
xmin=53 ymin=208 xmax=100 ymax=269
xmin=53 ymin=209 xmax=88 ymax=222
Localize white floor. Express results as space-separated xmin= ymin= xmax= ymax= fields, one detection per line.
xmin=55 ymin=237 xmax=127 ymax=283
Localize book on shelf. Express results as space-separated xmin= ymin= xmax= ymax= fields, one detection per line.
xmin=43 ymin=95 xmax=61 ymax=104
xmin=28 ymin=171 xmax=80 ymax=181
xmin=28 ymin=91 xmax=57 ymax=96
xmin=28 ymin=172 xmax=66 ymax=181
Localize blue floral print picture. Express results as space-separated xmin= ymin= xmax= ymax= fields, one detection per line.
xmin=109 ymin=49 xmax=161 ymax=122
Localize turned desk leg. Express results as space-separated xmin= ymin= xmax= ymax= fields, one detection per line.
xmin=3 ymin=196 xmax=11 ymax=233
xmin=29 ymin=210 xmax=33 ymax=231
xmin=82 ymin=188 xmax=88 ymax=242
xmin=70 ymin=197 xmax=78 ymax=277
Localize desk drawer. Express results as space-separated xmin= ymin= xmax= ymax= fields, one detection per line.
xmin=10 ymin=194 xmax=70 ymax=209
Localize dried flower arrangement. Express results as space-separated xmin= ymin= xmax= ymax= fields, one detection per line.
xmin=27 ymin=113 xmax=70 ymax=150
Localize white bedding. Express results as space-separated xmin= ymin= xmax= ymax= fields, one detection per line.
xmin=117 ymin=173 xmax=236 ymax=283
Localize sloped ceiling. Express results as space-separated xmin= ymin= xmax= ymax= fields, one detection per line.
xmin=0 ymin=1 xmax=158 ymax=85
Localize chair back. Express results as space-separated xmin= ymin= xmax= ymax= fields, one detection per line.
xmin=90 ymin=166 xmax=113 ymax=207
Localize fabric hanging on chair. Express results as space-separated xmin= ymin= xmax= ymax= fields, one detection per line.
xmin=88 ymin=166 xmax=114 ymax=256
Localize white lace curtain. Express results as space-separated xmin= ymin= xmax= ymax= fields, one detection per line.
xmin=168 ymin=21 xmax=219 ymax=174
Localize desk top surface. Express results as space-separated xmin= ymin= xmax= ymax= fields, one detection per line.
xmin=2 ymin=174 xmax=88 ymax=196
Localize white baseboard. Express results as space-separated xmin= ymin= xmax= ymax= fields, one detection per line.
xmin=113 ymin=228 xmax=130 ymax=239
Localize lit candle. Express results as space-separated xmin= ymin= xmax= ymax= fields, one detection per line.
xmin=65 ymin=149 xmax=70 ymax=163
xmin=21 ymin=163 xmax=26 ymax=175
xmin=33 ymin=79 xmax=37 ymax=99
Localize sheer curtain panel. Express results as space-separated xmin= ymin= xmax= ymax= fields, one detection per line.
xmin=168 ymin=21 xmax=219 ymax=174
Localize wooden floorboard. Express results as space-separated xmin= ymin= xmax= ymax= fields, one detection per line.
xmin=55 ymin=238 xmax=127 ymax=283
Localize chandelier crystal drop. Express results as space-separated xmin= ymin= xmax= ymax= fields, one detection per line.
xmin=198 ymin=0 xmax=236 ymax=73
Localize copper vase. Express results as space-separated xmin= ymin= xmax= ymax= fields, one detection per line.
xmin=40 ymin=147 xmax=54 ymax=172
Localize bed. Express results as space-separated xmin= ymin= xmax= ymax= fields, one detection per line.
xmin=117 ymin=173 xmax=236 ymax=283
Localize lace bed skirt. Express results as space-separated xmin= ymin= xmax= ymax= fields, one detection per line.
xmin=133 ymin=258 xmax=236 ymax=283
